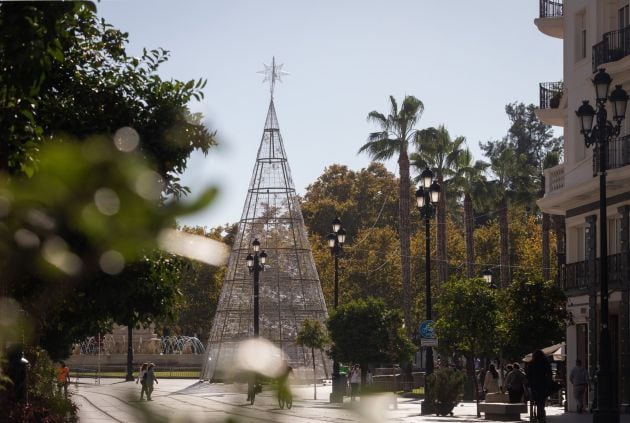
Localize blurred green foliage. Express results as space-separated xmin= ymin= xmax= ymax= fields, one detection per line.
xmin=0 ymin=0 xmax=218 ymax=361
xmin=0 ymin=2 xmax=216 ymax=197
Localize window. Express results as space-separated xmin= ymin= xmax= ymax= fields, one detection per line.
xmin=576 ymin=11 xmax=587 ymax=61
xmin=576 ymin=226 xmax=586 ymax=261
xmin=608 ymin=216 xmax=622 ymax=254
xmin=576 ymin=324 xmax=588 ymax=370
xmin=619 ymin=5 xmax=629 ymax=30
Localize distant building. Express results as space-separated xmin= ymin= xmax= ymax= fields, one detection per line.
xmin=535 ymin=0 xmax=630 ymax=413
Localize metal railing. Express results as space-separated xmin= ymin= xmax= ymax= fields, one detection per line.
xmin=72 ymin=365 xmax=201 ymax=379
xmin=539 ymin=0 xmax=563 ymax=18
xmin=563 ymin=252 xmax=626 ymax=291
xmin=539 ymin=81 xmax=564 ymax=109
xmin=593 ymin=26 xmax=630 ymax=72
xmin=592 ymin=134 xmax=630 ymax=175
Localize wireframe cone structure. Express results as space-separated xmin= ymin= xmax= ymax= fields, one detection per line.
xmin=202 ymin=59 xmax=330 ymax=381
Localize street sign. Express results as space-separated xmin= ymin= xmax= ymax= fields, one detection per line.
xmin=419 ymin=320 xmax=436 ymax=339
xmin=420 ymin=338 xmax=438 ymax=347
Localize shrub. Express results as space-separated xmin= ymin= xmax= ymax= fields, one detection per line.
xmin=2 ymin=347 xmax=78 ymax=422
xmin=426 ymin=367 xmax=466 ymax=406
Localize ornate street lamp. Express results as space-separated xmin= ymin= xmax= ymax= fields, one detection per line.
xmin=415 ymin=168 xmax=440 ymax=415
xmin=246 ymin=238 xmax=267 ymax=337
xmin=327 ymin=217 xmax=346 ymax=403
xmin=575 ymin=68 xmax=628 ymax=423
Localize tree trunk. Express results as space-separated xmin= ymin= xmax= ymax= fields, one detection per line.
xmin=398 ymin=148 xmax=412 ymax=339
xmin=312 ymin=347 xmax=317 ymax=400
xmin=464 ymin=193 xmax=475 ymax=279
xmin=499 ymin=198 xmax=510 ymax=289
xmin=541 ymin=170 xmax=551 ymax=281
xmin=542 ymin=212 xmax=551 ymax=281
xmin=437 ymin=176 xmax=448 ymax=287
xmin=125 ymin=323 xmax=134 ymax=381
xmin=552 ymin=214 xmax=566 ymax=287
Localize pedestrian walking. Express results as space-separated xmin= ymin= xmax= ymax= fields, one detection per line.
xmin=57 ymin=361 xmax=70 ymax=398
xmin=483 ymin=364 xmax=500 ymax=394
xmin=502 ymin=364 xmax=513 ymax=393
xmin=505 ymin=363 xmax=526 ymax=403
xmin=145 ymin=363 xmax=159 ymax=401
xmin=526 ymin=350 xmax=552 ymax=423
xmin=136 ymin=363 xmax=149 ymax=400
xmin=349 ymin=364 xmax=361 ymax=401
xmin=569 ymin=359 xmax=589 ymax=413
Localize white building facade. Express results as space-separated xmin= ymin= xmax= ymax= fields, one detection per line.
xmin=536 ymin=0 xmax=630 ymax=413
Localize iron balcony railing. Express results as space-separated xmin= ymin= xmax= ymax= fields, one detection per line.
xmin=539 ymin=0 xmax=563 ymax=18
xmin=539 ymin=81 xmax=564 ymax=109
xmin=593 ymin=26 xmax=630 ymax=72
xmin=592 ymin=134 xmax=630 ymax=175
xmin=563 ymin=252 xmax=625 ymax=291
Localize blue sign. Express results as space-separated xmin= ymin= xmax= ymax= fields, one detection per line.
xmin=419 ymin=320 xmax=436 ymax=339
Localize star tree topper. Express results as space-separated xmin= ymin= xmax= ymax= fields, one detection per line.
xmin=257 ymin=57 xmax=289 ymax=98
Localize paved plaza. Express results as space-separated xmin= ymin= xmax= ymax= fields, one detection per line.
xmin=70 ymin=377 xmax=630 ymax=423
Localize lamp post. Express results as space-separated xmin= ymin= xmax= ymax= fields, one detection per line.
xmin=327 ymin=217 xmax=346 ymax=403
xmin=415 ymin=168 xmax=440 ymax=415
xmin=575 ymin=68 xmax=628 ymax=423
xmin=246 ymin=238 xmax=267 ymax=337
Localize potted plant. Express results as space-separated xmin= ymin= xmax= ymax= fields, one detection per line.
xmin=426 ymin=367 xmax=466 ymax=416
xmin=549 ymin=91 xmax=562 ymax=108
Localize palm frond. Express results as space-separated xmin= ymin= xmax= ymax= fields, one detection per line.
xmin=367 ymin=111 xmax=388 ymax=126
xmin=388 ymin=95 xmax=399 ymax=117
xmin=358 ymin=137 xmax=398 ymax=161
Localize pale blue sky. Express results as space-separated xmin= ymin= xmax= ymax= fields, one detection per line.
xmin=98 ymin=0 xmax=562 ymax=229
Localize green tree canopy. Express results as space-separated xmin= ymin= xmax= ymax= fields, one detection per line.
xmin=499 ymin=278 xmax=566 ymax=360
xmin=0 ymin=2 xmax=219 ymax=359
xmin=296 ymin=319 xmax=328 ymax=400
xmin=326 ymin=297 xmax=415 ymax=371
xmin=302 ymin=162 xmax=399 ymax=242
xmin=434 ymin=276 xmax=500 ymax=359
xmin=0 ymin=2 xmax=216 ymax=197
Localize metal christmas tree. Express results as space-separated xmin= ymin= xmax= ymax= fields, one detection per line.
xmin=202 ymin=58 xmax=330 ymax=381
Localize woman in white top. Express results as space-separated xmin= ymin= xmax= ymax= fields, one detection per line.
xmin=483 ymin=364 xmax=500 ymax=393
xmin=349 ymin=364 xmax=361 ymax=401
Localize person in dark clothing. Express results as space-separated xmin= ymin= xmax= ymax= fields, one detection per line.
xmin=506 ymin=363 xmax=526 ymax=403
xmin=526 ymin=350 xmax=552 ymax=423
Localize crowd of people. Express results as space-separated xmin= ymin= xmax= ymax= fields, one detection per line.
xmin=475 ymin=350 xmax=587 ymax=423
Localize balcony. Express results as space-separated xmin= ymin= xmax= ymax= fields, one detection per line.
xmin=536 ymin=81 xmax=564 ymax=126
xmin=534 ymin=0 xmax=563 ymax=39
xmin=544 ymin=163 xmax=564 ymax=194
xmin=592 ymin=26 xmax=630 ymax=73
xmin=540 ymin=81 xmax=563 ymax=109
xmin=563 ymin=253 xmax=625 ymax=292
xmin=592 ymin=134 xmax=630 ymax=175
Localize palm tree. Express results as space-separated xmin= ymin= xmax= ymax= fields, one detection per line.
xmin=359 ymin=95 xmax=424 ymax=339
xmin=486 ymin=148 xmax=531 ymax=288
xmin=446 ymin=149 xmax=488 ymax=279
xmin=411 ymin=125 xmax=466 ymax=286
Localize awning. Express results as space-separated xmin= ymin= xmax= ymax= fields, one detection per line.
xmin=522 ymin=342 xmax=565 ymax=362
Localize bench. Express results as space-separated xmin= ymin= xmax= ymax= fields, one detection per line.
xmin=478 ymin=402 xmax=527 ymax=421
